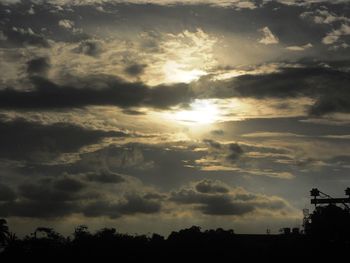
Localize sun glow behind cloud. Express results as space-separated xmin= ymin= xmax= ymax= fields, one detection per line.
xmin=172 ymin=99 xmax=220 ymax=124
xmin=156 ymin=29 xmax=217 ymax=84
xmin=163 ymin=61 xmax=207 ymax=83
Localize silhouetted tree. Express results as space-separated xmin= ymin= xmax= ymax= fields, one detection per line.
xmin=35 ymin=227 xmax=65 ymax=241
xmin=0 ymin=212 xmax=349 ymax=261
xmin=73 ymin=225 xmax=91 ymax=241
xmin=0 ymin=219 xmax=9 ymax=246
xmin=95 ymin=227 xmax=117 ymax=240
xmin=5 ymin=232 xmax=18 ymax=245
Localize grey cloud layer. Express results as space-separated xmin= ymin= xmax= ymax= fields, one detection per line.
xmin=1 ymin=63 xmax=350 ymax=115
xmin=0 ymin=75 xmax=193 ymax=109
xmin=212 ymin=65 xmax=350 ymax=115
xmin=0 ymin=117 xmax=128 ymax=161
xmin=170 ymin=179 xmax=288 ymax=216
xmin=0 ymin=171 xmax=165 ymax=219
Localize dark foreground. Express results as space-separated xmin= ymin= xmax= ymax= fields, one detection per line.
xmin=1 ymin=225 xmax=349 ymax=261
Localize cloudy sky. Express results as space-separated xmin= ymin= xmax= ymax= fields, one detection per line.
xmin=0 ymin=0 xmax=350 ymax=236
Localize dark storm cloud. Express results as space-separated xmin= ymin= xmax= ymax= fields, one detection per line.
xmin=203 ymin=140 xmax=244 ymax=163
xmin=0 ymin=176 xmax=87 ymax=218
xmin=85 ymin=171 xmax=125 ymax=184
xmin=200 ymin=64 xmax=350 ymax=115
xmin=118 ymin=194 xmax=162 ymax=214
xmin=0 ymin=118 xmax=128 ymax=161
xmin=18 ymin=178 xmax=85 ymax=202
xmin=218 ymin=117 xmax=350 ymax=138
xmin=143 ymin=192 xmax=167 ymax=200
xmin=82 ymin=194 xmax=162 ymax=218
xmin=146 ymin=82 xmax=193 ymax=109
xmin=0 ymin=170 xmax=161 ymax=219
xmin=26 ymin=56 xmax=50 ymax=76
xmin=203 ymin=139 xmax=222 ymax=149
xmin=0 ymin=75 xmax=193 ymax=110
xmin=81 ymin=201 xmax=121 ymax=218
xmin=227 ymin=143 xmax=244 ymax=162
xmin=309 ymin=95 xmax=350 ymax=116
xmin=198 ymin=195 xmax=254 ymax=216
xmin=124 ymin=63 xmax=147 ymax=76
xmin=210 ymin=66 xmax=346 ymax=99
xmin=54 ymin=177 xmax=85 ymax=192
xmin=0 ymin=183 xmax=16 ymax=201
xmin=0 ymin=199 xmax=78 ymax=218
xmin=170 ymin=180 xmax=286 ymax=216
xmin=0 ymin=75 xmax=148 ymax=109
xmin=169 ymin=189 xmax=203 ymax=204
xmin=195 ymin=179 xmax=229 ymax=194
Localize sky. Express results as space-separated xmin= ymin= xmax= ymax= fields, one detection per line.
xmin=0 ymin=0 xmax=350 ymax=236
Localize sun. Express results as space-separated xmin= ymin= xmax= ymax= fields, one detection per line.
xmin=173 ymin=99 xmax=219 ymax=124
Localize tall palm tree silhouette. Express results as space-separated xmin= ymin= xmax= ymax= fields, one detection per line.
xmin=0 ymin=219 xmax=9 ymax=246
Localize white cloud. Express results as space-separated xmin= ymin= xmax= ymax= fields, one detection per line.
xmin=58 ymin=19 xmax=75 ymax=29
xmin=28 ymin=5 xmax=35 ymax=15
xmin=299 ymin=8 xmax=350 ymax=47
xmin=301 ymin=9 xmax=350 ymax=24
xmin=322 ymin=24 xmax=350 ymax=45
xmin=286 ymin=43 xmax=313 ymax=51
xmin=322 ymin=34 xmax=339 ymax=45
xmin=258 ymin=27 xmax=279 ymax=45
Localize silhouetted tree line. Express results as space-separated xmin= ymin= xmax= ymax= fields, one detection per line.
xmin=1 ymin=209 xmax=350 ymax=261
